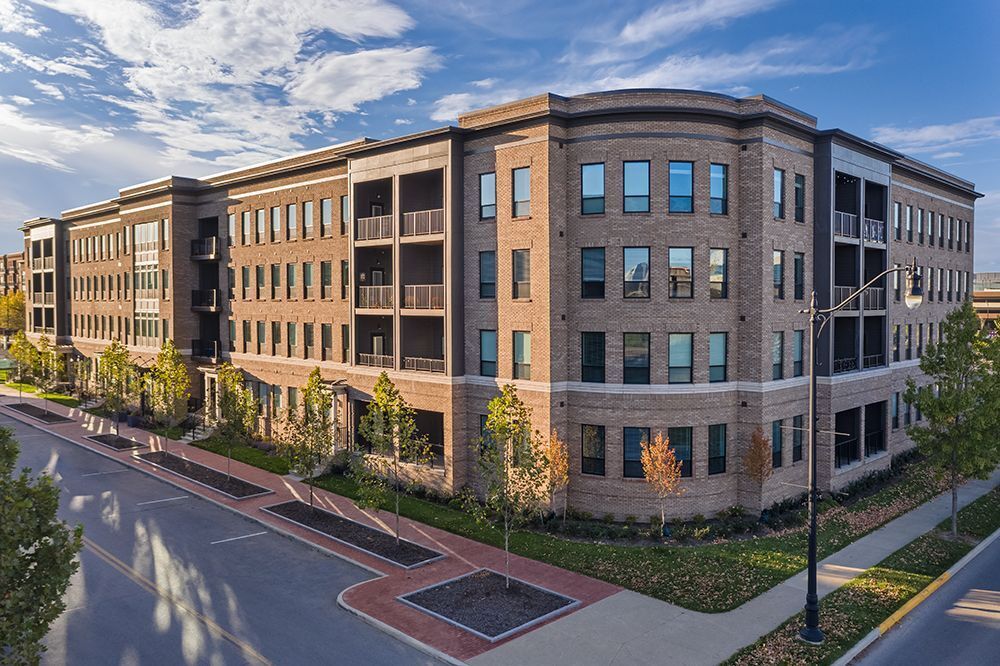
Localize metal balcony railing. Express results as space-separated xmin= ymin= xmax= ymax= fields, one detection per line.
xmin=191 ymin=236 xmax=219 ymax=259
xmin=192 ymin=339 xmax=219 ymax=360
xmin=31 ymin=256 xmax=54 ymax=270
xmin=863 ymin=353 xmax=884 ymax=369
xmin=862 ymin=287 xmax=886 ymax=310
xmin=358 ymin=353 xmax=394 ymax=368
xmin=357 ymin=285 xmax=393 ymax=309
xmin=402 ymin=284 xmax=444 ymax=309
xmin=401 ymin=209 xmax=445 ymax=236
xmin=835 ymin=437 xmax=859 ymax=468
xmin=833 ymin=211 xmax=859 ymax=238
xmin=191 ymin=289 xmax=221 ymax=311
xmin=356 ymin=215 xmax=393 ymax=241
xmin=833 ymin=356 xmax=858 ymax=373
xmin=863 ymin=218 xmax=886 ymax=243
xmin=834 ymin=285 xmax=859 ymax=310
xmin=403 ymin=357 xmax=445 ymax=373
xmin=31 ymin=292 xmax=54 ymax=305
xmin=864 ymin=430 xmax=886 ymax=457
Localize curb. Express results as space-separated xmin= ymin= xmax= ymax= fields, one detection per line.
xmin=834 ymin=522 xmax=1000 ymax=666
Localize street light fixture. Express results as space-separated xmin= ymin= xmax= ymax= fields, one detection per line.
xmin=799 ymin=257 xmax=921 ymax=645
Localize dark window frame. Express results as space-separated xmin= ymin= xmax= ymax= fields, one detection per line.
xmin=479 ymin=172 xmax=496 ymax=220
xmin=709 ymin=331 xmax=727 ymax=382
xmin=668 ymin=246 xmax=694 ymax=299
xmin=581 ymin=331 xmax=606 ymax=383
xmin=580 ymin=163 xmax=605 ymax=215
xmin=623 ymin=160 xmax=650 ymax=213
xmin=668 ymin=160 xmax=694 ymax=213
xmin=581 ymin=424 xmax=606 ymax=476
xmin=709 ymin=163 xmax=728 ymax=215
xmin=708 ymin=423 xmax=727 ymax=474
xmin=794 ymin=174 xmax=806 ymax=223
xmin=623 ymin=246 xmax=650 ymax=299
xmin=623 ymin=332 xmax=650 ymax=384
xmin=623 ymin=427 xmax=649 ymax=478
xmin=479 ymin=250 xmax=496 ymax=299
xmin=581 ymin=247 xmax=606 ymax=299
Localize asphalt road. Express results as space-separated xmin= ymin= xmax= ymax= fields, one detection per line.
xmin=855 ymin=534 xmax=1000 ymax=665
xmin=5 ymin=413 xmax=435 ymax=666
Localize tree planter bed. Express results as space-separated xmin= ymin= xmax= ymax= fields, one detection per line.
xmin=4 ymin=402 xmax=73 ymax=423
xmin=398 ymin=569 xmax=579 ymax=642
xmin=137 ymin=451 xmax=273 ymax=500
xmin=85 ymin=433 xmax=145 ymax=451
xmin=261 ymin=499 xmax=444 ymax=569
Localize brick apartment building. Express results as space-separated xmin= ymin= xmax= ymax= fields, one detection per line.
xmin=973 ymin=272 xmax=1000 ymax=333
xmin=20 ymin=89 xmax=979 ymax=518
xmin=1 ymin=250 xmax=23 ymax=295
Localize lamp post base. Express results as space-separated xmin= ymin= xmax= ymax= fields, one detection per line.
xmin=798 ymin=626 xmax=825 ymax=645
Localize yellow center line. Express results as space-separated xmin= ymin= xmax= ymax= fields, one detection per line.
xmin=83 ymin=535 xmax=272 ymax=665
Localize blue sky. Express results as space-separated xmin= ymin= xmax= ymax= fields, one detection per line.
xmin=0 ymin=0 xmax=997 ymax=269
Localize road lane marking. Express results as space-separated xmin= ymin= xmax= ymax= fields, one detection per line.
xmin=136 ymin=495 xmax=189 ymax=506
xmin=82 ymin=535 xmax=272 ymax=665
xmin=210 ymin=531 xmax=268 ymax=545
xmin=81 ymin=469 xmax=131 ymax=477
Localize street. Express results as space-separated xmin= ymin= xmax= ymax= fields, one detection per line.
xmin=6 ymin=413 xmax=434 ymax=665
xmin=855 ymin=534 xmax=1000 ymax=665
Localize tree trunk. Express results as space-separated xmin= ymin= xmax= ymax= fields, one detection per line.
xmin=562 ymin=491 xmax=567 ymax=527
xmin=227 ymin=448 xmax=232 ymax=482
xmin=504 ymin=518 xmax=511 ymax=590
xmin=661 ymin=502 xmax=666 ymax=537
xmin=951 ymin=451 xmax=958 ymax=538
xmin=394 ymin=457 xmax=401 ymax=545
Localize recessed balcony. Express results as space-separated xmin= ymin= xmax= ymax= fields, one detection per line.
xmin=191 ymin=236 xmax=220 ymax=260
xmin=357 ymin=285 xmax=393 ymax=309
xmin=403 ymin=356 xmax=445 ymax=373
xmin=192 ymin=339 xmax=219 ymax=361
xmin=862 ymin=287 xmax=886 ymax=311
xmin=834 ymin=285 xmax=859 ymax=310
xmin=402 ymin=284 xmax=444 ymax=310
xmin=356 ymin=215 xmax=393 ymax=242
xmin=358 ymin=353 xmax=394 ymax=368
xmin=834 ymin=211 xmax=859 ymax=239
xmin=191 ymin=289 xmax=222 ymax=312
xmin=401 ymin=209 xmax=444 ymax=238
xmin=862 ymin=218 xmax=886 ymax=244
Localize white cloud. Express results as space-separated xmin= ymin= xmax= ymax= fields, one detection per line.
xmin=0 ymin=0 xmax=46 ymax=37
xmin=471 ymin=77 xmax=498 ymax=88
xmin=394 ymin=118 xmax=412 ymax=125
xmin=872 ymin=117 xmax=1000 ymax=154
xmin=0 ymin=101 xmax=111 ymax=171
xmin=30 ymin=79 xmax=64 ymax=100
xmin=932 ymin=151 xmax=962 ymax=160
xmin=8 ymin=95 xmax=32 ymax=105
xmin=0 ymin=41 xmax=92 ymax=77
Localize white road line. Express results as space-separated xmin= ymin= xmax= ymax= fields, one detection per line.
xmin=136 ymin=495 xmax=189 ymax=506
xmin=81 ymin=469 xmax=130 ymax=477
xmin=210 ymin=531 xmax=268 ymax=545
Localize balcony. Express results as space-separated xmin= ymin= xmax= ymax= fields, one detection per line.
xmin=402 ymin=284 xmax=444 ymax=310
xmin=403 ymin=356 xmax=445 ymax=373
xmin=356 ymin=215 xmax=393 ymax=241
xmin=863 ymin=353 xmax=884 ymax=369
xmin=191 ymin=236 xmax=220 ymax=260
xmin=191 ymin=289 xmax=222 ymax=312
xmin=358 ymin=353 xmax=394 ymax=368
xmin=833 ymin=356 xmax=858 ymax=374
xmin=834 ymin=285 xmax=859 ymax=310
xmin=863 ymin=218 xmax=886 ymax=244
xmin=31 ymin=256 xmax=54 ymax=271
xmin=357 ymin=285 xmax=393 ymax=309
xmin=862 ymin=287 xmax=886 ymax=311
xmin=401 ymin=209 xmax=444 ymax=237
xmin=833 ymin=211 xmax=859 ymax=239
xmin=32 ymin=292 xmax=54 ymax=305
xmin=192 ymin=339 xmax=220 ymax=361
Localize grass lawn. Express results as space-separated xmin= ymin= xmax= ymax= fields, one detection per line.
xmin=5 ymin=381 xmax=36 ymax=394
xmin=725 ymin=487 xmax=1000 ymax=665
xmin=4 ymin=380 xmax=80 ymax=408
xmin=191 ymin=435 xmax=290 ymax=475
xmin=310 ymin=460 xmax=952 ymax=613
xmin=148 ymin=424 xmax=185 ymax=440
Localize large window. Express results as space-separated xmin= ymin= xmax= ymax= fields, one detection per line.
xmin=241 ymin=266 xmax=250 ymax=299
xmin=581 ymin=163 xmax=605 ymax=214
xmin=917 ymin=208 xmax=924 ymax=244
xmin=581 ymin=247 xmax=605 ymax=298
xmin=623 ymin=427 xmax=649 ymax=478
xmin=668 ymin=247 xmax=693 ymax=298
xmin=479 ymin=251 xmax=496 ymax=298
xmin=893 ymin=202 xmax=901 ymax=240
xmin=708 ymin=424 xmax=726 ymax=474
xmin=341 ymin=324 xmax=350 ymax=362
xmin=286 ymin=263 xmax=296 ymax=299
xmin=270 ymin=207 xmax=280 ymax=242
xmin=772 ymin=419 xmax=783 ymax=468
xmin=794 ymin=174 xmax=805 ymax=222
xmin=303 ymin=201 xmax=314 ymax=238
xmin=773 ymin=169 xmax=785 ymax=219
xmin=286 ymin=203 xmax=297 ymax=240
xmin=513 ymin=331 xmax=531 ymax=379
xmin=709 ymin=332 xmax=727 ymax=382
xmin=581 ymin=332 xmax=605 ymax=383
xmin=303 ymin=262 xmax=313 ymax=299
xmin=792 ymin=414 xmax=803 ymax=462
xmin=479 ymin=172 xmax=496 ymax=219
xmin=793 ymin=252 xmax=805 ymax=300
xmin=227 ymin=213 xmax=236 ymax=246
xmin=255 ymin=209 xmax=265 ymax=243
xmin=710 ymin=163 xmax=728 ymax=214
xmin=623 ymin=247 xmax=650 ymax=298
xmin=669 ymin=161 xmax=693 ymax=213
xmin=241 ymin=211 xmax=251 ymax=245
xmin=321 ymin=323 xmax=333 ymax=360
xmin=772 ymin=331 xmax=784 ymax=380
xmin=341 ymin=260 xmax=349 ymax=299
xmin=667 ymin=427 xmax=692 ymax=477
xmin=255 ymin=265 xmax=264 ymax=299
xmin=709 ymin=248 xmax=728 ymax=299
xmin=512 ymin=167 xmax=531 ymax=217
xmin=479 ymin=330 xmax=497 ymax=377
xmin=668 ymin=333 xmax=693 ymax=384
xmin=321 ymin=198 xmax=332 ymax=237
xmin=340 ymin=195 xmax=349 ymax=235
xmin=320 ymin=261 xmax=332 ymax=299
xmin=623 ymin=161 xmax=650 ymax=212
xmin=271 ymin=321 xmax=281 ymax=355
xmin=582 ymin=424 xmax=605 ymax=476
xmin=623 ymin=333 xmax=650 ymax=384
xmin=773 ymin=250 xmax=785 ymax=299
xmin=512 ymin=249 xmax=530 ymax=299
xmin=793 ymin=330 xmax=804 ymax=377
xmin=906 ymin=205 xmax=913 ymax=242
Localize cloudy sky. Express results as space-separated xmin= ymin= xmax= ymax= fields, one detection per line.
xmin=0 ymin=0 xmax=997 ymax=269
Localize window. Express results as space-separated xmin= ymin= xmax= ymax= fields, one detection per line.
xmin=905 ymin=324 xmax=912 ymax=359
xmin=623 ymin=427 xmax=649 ymax=478
xmin=255 ymin=265 xmax=264 ymax=299
xmin=623 ymin=333 xmax=650 ymax=384
xmin=320 ymin=198 xmax=332 ymax=237
xmin=241 ymin=266 xmax=250 ymax=299
xmin=623 ymin=161 xmax=650 ymax=212
xmin=341 ymin=260 xmax=349 ymax=299
xmin=321 ymin=323 xmax=333 ymax=360
xmin=479 ymin=172 xmax=496 ymax=219
xmin=892 ymin=325 xmax=900 ymax=362
xmin=891 ymin=392 xmax=899 ymax=429
xmin=917 ymin=323 xmax=924 ymax=357
xmin=793 ymin=252 xmax=805 ymax=300
xmin=709 ymin=248 xmax=728 ymax=299
xmin=927 ymin=211 xmax=934 ymax=241
xmin=794 ymin=174 xmax=805 ymax=222
xmin=906 ymin=205 xmax=913 ymax=242
xmin=256 ymin=321 xmax=265 ymax=354
xmin=581 ymin=247 xmax=605 ymax=298
xmin=623 ymin=247 xmax=650 ymax=298
xmin=792 ymin=415 xmax=803 ymax=462
xmin=668 ymin=427 xmax=692 ymax=477
xmin=772 ymin=419 xmax=783 ymax=468
xmin=321 ymin=261 xmax=332 ymax=299
xmin=256 ymin=209 xmax=265 ymax=243
xmin=286 ymin=203 xmax=297 ymax=240
xmin=937 ymin=267 xmax=943 ymax=301
xmin=341 ymin=324 xmax=350 ymax=362
xmin=480 ymin=330 xmax=497 ymax=377
xmin=479 ymin=251 xmax=496 ymax=298
xmin=582 ymin=425 xmax=605 ymax=476
xmin=271 ymin=321 xmax=281 ymax=355
xmin=303 ymin=262 xmax=313 ymax=299
xmin=340 ymin=195 xmax=349 ymax=235
xmin=709 ymin=332 xmax=727 ymax=382
xmin=668 ymin=247 xmax=693 ymax=298
xmin=288 ymin=387 xmax=298 ymax=410
xmin=917 ymin=208 xmax=924 ymax=243
xmin=512 ymin=167 xmax=530 ymax=217
xmin=581 ymin=163 xmax=605 ymax=214
xmin=301 ymin=201 xmax=313 ymax=238
xmin=581 ymin=332 xmax=605 ymax=383
xmin=669 ymin=161 xmax=693 ymax=213
xmin=792 ymin=330 xmax=804 ymax=377
xmin=303 ymin=322 xmax=314 ymax=359
xmin=893 ymin=202 xmax=901 ymax=240
xmin=708 ymin=424 xmax=727 ymax=474
xmin=947 ymin=216 xmax=953 ymax=248
xmin=710 ymin=163 xmax=728 ymax=214
xmin=512 ymin=249 xmax=530 ymax=299
xmin=773 ymin=169 xmax=785 ymax=218
xmin=271 ymin=386 xmax=282 ymax=414
xmin=513 ymin=331 xmax=531 ymax=379
xmin=668 ymin=333 xmax=692 ymax=383
xmin=241 ymin=211 xmax=251 ymax=244
xmin=772 ymin=331 xmax=784 ymax=380
xmin=773 ymin=250 xmax=785 ymax=299
xmin=271 ymin=207 xmax=280 ymax=242
xmin=904 ymin=398 xmax=912 ymax=426
xmin=242 ymin=320 xmax=251 ymax=353
xmin=227 ymin=267 xmax=235 ymax=300
xmin=286 ymin=263 xmax=297 ymax=299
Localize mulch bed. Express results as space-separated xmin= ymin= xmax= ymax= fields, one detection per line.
xmin=262 ymin=499 xmax=444 ymax=568
xmin=86 ymin=433 xmax=145 ymax=451
xmin=5 ymin=402 xmax=73 ymax=423
xmin=137 ymin=451 xmax=273 ymax=500
xmin=399 ymin=569 xmax=578 ymax=641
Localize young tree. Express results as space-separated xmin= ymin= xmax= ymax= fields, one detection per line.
xmin=743 ymin=426 xmax=774 ymax=511
xmin=905 ymin=302 xmax=1000 ymax=537
xmin=546 ymin=428 xmax=570 ymax=525
xmin=7 ymin=330 xmax=37 ymax=401
xmin=216 ymin=362 xmax=257 ymax=478
xmin=276 ymin=368 xmax=335 ymax=507
xmin=0 ymin=290 xmax=25 ymax=335
xmin=473 ymin=384 xmax=549 ymax=588
xmin=97 ymin=339 xmax=135 ymax=434
xmin=353 ymin=372 xmax=431 ymax=543
xmin=35 ymin=335 xmax=65 ymax=415
xmin=149 ymin=339 xmax=191 ymax=435
xmin=640 ymin=431 xmax=685 ymax=531
xmin=0 ymin=427 xmax=83 ymax=663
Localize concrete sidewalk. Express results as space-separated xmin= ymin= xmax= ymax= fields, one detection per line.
xmin=470 ymin=469 xmax=1000 ymax=666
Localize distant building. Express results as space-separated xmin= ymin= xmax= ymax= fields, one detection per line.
xmin=973 ymin=272 xmax=1000 ymax=333
xmin=0 ymin=251 xmax=23 ymax=295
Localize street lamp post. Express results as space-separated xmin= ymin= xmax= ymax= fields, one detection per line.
xmin=799 ymin=257 xmax=923 ymax=644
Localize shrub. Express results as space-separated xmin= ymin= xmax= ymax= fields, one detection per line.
xmin=693 ymin=526 xmax=712 ymax=541
xmin=602 ymin=512 xmax=615 ymax=524
xmin=692 ymin=513 xmax=706 ymax=525
xmin=624 ymin=515 xmax=637 ymax=527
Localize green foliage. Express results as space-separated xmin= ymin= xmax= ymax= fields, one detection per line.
xmin=0 ymin=427 xmax=83 ymax=663
xmin=275 ymin=368 xmax=335 ymax=507
xmin=97 ymin=338 xmax=135 ymax=433
xmin=192 ymin=436 xmax=290 ymax=475
xmin=34 ymin=335 xmax=65 ymax=414
xmin=0 ymin=290 xmax=25 ymax=333
xmin=149 ymin=339 xmax=190 ymax=429
xmin=216 ymin=362 xmax=256 ymax=446
xmin=8 ymin=330 xmax=37 ymax=386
